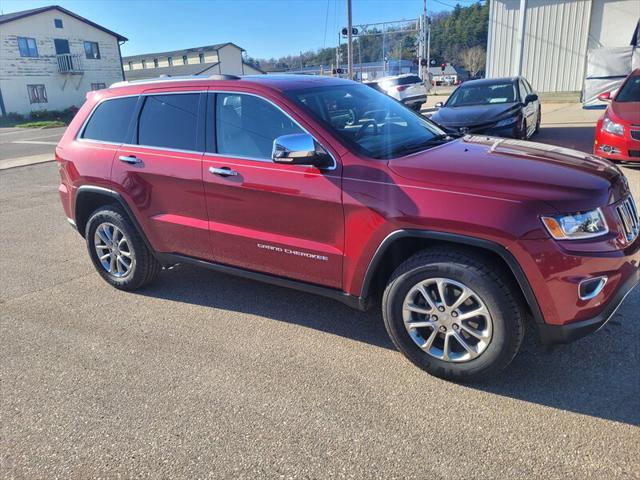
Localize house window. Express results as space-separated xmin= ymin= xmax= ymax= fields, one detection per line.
xmin=18 ymin=37 xmax=38 ymax=57
xmin=27 ymin=85 xmax=47 ymax=104
xmin=199 ymin=53 xmax=204 ymax=64
xmin=91 ymin=83 xmax=106 ymax=91
xmin=54 ymin=18 xmax=63 ymax=28
xmin=182 ymin=55 xmax=188 ymax=65
xmin=168 ymin=56 xmax=173 ymax=67
xmin=128 ymin=61 xmax=133 ymax=70
xmin=142 ymin=60 xmax=147 ymax=69
xmin=153 ymin=58 xmax=159 ymax=68
xmin=83 ymin=41 xmax=100 ymax=59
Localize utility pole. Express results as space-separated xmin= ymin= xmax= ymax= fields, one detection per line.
xmin=423 ymin=0 xmax=428 ymax=82
xmin=346 ymin=0 xmax=354 ymax=80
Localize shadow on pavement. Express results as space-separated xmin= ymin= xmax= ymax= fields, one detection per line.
xmin=535 ymin=124 xmax=595 ymax=153
xmin=138 ymin=264 xmax=640 ymax=426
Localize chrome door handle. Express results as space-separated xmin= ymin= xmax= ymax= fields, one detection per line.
xmin=119 ymin=155 xmax=142 ymax=165
xmin=209 ymin=166 xmax=238 ymax=177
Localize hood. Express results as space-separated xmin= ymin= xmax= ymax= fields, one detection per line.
xmin=609 ymin=101 xmax=640 ymax=124
xmin=431 ymin=103 xmax=520 ymax=127
xmin=387 ymin=135 xmax=627 ymax=212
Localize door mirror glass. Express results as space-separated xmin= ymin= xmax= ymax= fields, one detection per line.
xmin=272 ymin=133 xmax=333 ymax=169
xmin=524 ymin=93 xmax=538 ymax=104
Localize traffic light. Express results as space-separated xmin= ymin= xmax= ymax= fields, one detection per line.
xmin=420 ymin=59 xmax=428 ymax=67
xmin=441 ymin=63 xmax=446 ymax=72
xmin=341 ymin=27 xmax=359 ymax=36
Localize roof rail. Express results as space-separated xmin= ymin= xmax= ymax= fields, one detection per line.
xmin=110 ymin=73 xmax=242 ymax=89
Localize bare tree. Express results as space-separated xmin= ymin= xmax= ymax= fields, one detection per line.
xmin=459 ymin=46 xmax=486 ymax=78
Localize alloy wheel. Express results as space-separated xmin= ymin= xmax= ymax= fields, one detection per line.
xmin=94 ymin=222 xmax=134 ymax=278
xmin=402 ymin=277 xmax=493 ymax=362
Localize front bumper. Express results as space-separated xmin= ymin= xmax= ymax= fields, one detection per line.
xmin=536 ymin=267 xmax=639 ymax=344
xmin=594 ymin=128 xmax=640 ymax=162
xmin=401 ymin=94 xmax=427 ymax=106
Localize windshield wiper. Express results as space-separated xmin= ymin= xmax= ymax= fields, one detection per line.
xmin=391 ymin=135 xmax=453 ymax=156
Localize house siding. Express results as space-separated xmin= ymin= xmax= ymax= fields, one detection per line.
xmin=0 ymin=9 xmax=124 ymax=115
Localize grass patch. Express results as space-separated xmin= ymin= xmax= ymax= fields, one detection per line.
xmin=16 ymin=120 xmax=67 ymax=129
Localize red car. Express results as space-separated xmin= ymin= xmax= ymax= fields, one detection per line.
xmin=594 ymin=69 xmax=640 ymax=162
xmin=56 ymin=75 xmax=639 ymax=381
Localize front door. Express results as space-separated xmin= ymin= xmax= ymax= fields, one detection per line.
xmin=202 ymin=91 xmax=344 ymax=288
xmin=111 ymin=90 xmax=212 ymax=261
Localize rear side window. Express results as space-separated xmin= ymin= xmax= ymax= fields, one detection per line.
xmin=81 ymin=97 xmax=137 ymax=143
xmin=137 ymin=94 xmax=200 ymax=151
xmin=215 ymin=93 xmax=302 ymax=159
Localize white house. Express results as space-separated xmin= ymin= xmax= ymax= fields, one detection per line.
xmin=122 ymin=43 xmax=265 ymax=81
xmin=0 ymin=5 xmax=127 ymax=116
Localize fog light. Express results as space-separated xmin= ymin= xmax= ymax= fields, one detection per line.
xmin=578 ymin=276 xmax=607 ymax=300
xmin=600 ymin=145 xmax=620 ymax=154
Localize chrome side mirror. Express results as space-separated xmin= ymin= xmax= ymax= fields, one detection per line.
xmin=272 ymin=133 xmax=333 ymax=169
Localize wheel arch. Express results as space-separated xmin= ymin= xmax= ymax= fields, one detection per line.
xmin=74 ymin=186 xmax=156 ymax=256
xmin=360 ymin=230 xmax=544 ymax=325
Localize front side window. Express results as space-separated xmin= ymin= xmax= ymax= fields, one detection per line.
xmin=27 ymin=84 xmax=47 ymax=104
xmin=138 ymin=94 xmax=200 ymax=151
xmin=84 ymin=41 xmax=100 ymax=59
xmin=215 ymin=93 xmax=303 ymax=159
xmin=616 ymin=75 xmax=640 ymax=102
xmin=289 ymin=84 xmax=446 ymax=159
xmin=81 ymin=96 xmax=137 ymax=143
xmin=446 ymin=81 xmax=517 ymax=107
xmin=18 ymin=37 xmax=38 ymax=57
xmin=91 ymin=83 xmax=106 ymax=91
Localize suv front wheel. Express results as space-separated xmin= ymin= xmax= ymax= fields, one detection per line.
xmin=382 ymin=248 xmax=525 ymax=382
xmin=85 ymin=205 xmax=161 ymax=290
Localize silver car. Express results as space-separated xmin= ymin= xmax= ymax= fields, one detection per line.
xmin=375 ymin=74 xmax=428 ymax=111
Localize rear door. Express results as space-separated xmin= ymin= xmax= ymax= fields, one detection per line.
xmin=401 ymin=75 xmax=426 ymax=101
xmin=111 ymin=89 xmax=212 ymax=260
xmin=202 ymin=90 xmax=344 ymax=288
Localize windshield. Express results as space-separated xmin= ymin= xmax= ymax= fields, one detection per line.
xmin=615 ymin=75 xmax=640 ymax=102
xmin=447 ymin=82 xmax=518 ymax=107
xmin=289 ymin=84 xmax=447 ymax=159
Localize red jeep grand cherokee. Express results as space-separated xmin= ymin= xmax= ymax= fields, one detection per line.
xmin=56 ymin=75 xmax=640 ymax=381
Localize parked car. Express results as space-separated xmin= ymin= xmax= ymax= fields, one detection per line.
xmin=373 ymin=74 xmax=428 ymax=110
xmin=430 ymin=77 xmax=541 ymax=139
xmin=57 ymin=74 xmax=639 ymax=381
xmin=594 ymin=68 xmax=640 ymax=163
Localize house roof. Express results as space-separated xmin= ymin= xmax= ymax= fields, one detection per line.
xmin=122 ymin=43 xmax=245 ymax=62
xmin=428 ymin=63 xmax=467 ymax=76
xmin=0 ymin=5 xmax=127 ymax=41
xmin=124 ymin=63 xmax=220 ymax=81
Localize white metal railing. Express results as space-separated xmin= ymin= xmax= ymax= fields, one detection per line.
xmin=57 ymin=53 xmax=83 ymax=73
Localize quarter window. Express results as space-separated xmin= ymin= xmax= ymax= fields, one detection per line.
xmin=215 ymin=93 xmax=303 ymax=159
xmin=18 ymin=37 xmax=38 ymax=57
xmin=84 ymin=41 xmax=100 ymax=59
xmin=81 ymin=96 xmax=137 ymax=143
xmin=27 ymin=84 xmax=47 ymax=104
xmin=137 ymin=94 xmax=200 ymax=151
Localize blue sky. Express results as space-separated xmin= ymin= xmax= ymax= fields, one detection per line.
xmin=0 ymin=0 xmax=468 ymax=59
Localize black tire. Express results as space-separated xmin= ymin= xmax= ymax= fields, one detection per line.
xmin=85 ymin=204 xmax=161 ymax=290
xmin=382 ymin=247 xmax=525 ymax=382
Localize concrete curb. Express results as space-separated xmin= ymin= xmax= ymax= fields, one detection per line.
xmin=0 ymin=154 xmax=55 ymax=171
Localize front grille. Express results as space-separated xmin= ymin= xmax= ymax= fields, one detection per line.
xmin=630 ymin=129 xmax=640 ymax=141
xmin=616 ymin=195 xmax=639 ymax=242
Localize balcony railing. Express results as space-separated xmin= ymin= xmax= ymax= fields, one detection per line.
xmin=57 ymin=53 xmax=83 ymax=74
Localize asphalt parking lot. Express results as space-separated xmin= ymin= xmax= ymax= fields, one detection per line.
xmin=1 ymin=116 xmax=639 ymax=478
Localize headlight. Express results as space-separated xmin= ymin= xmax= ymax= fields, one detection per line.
xmin=495 ymin=116 xmax=517 ymax=128
xmin=602 ymin=117 xmax=624 ymax=136
xmin=541 ymin=208 xmax=609 ymax=240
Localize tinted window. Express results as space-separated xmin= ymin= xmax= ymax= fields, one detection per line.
xmin=138 ymin=94 xmax=200 ymax=151
xmin=290 ymin=84 xmax=446 ymax=159
xmin=446 ymin=81 xmax=517 ymax=107
xmin=215 ymin=93 xmax=303 ymax=159
xmin=381 ymin=75 xmax=422 ymax=87
xmin=82 ymin=97 xmax=137 ymax=143
xmin=616 ymin=75 xmax=640 ymax=102
xmin=518 ymin=81 xmax=527 ymax=102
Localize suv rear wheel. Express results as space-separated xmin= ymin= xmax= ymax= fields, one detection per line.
xmin=382 ymin=248 xmax=525 ymax=382
xmin=85 ymin=205 xmax=161 ymax=290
